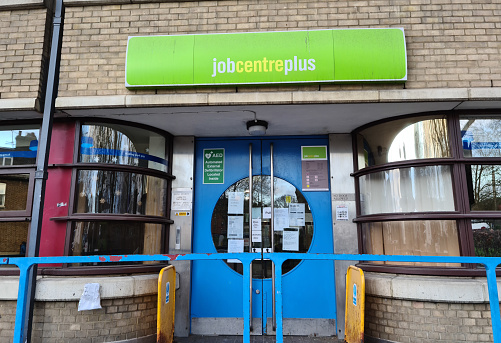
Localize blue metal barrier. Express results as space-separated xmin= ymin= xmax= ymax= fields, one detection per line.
xmin=2 ymin=253 xmax=501 ymax=343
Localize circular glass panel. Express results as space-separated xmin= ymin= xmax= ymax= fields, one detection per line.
xmin=211 ymin=175 xmax=313 ymax=279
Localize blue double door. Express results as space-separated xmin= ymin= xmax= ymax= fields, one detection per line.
xmin=191 ymin=137 xmax=336 ymax=335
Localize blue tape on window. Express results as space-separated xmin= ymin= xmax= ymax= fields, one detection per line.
xmin=471 ymin=142 xmax=501 ymax=149
xmin=80 ymin=147 xmax=168 ymax=166
xmin=0 ymin=151 xmax=37 ymax=158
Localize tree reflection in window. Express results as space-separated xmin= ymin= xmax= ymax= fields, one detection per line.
xmin=211 ymin=175 xmax=314 ymax=279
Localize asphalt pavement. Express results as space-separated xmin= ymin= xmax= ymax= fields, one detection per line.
xmin=174 ymin=335 xmax=345 ymax=343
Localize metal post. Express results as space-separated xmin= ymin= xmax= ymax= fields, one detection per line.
xmin=23 ymin=0 xmax=64 ymax=341
xmin=242 ymin=257 xmax=252 ymax=343
xmin=485 ymin=261 xmax=501 ymax=342
xmin=270 ymin=143 xmax=276 ymax=330
xmin=274 ymin=257 xmax=283 ymax=343
xmin=14 ymin=261 xmax=34 ymax=343
xmin=248 ymin=143 xmax=253 ymax=331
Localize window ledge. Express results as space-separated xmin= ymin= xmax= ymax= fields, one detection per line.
xmin=365 ymin=271 xmax=500 ymax=303
xmin=0 ymin=273 xmax=160 ymax=301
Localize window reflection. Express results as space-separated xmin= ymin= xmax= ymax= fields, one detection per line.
xmin=0 ymin=222 xmax=28 ymax=258
xmin=76 ymin=170 xmax=166 ymax=216
xmin=80 ymin=123 xmax=167 ymax=172
xmin=69 ymin=221 xmax=163 ymax=265
xmin=0 ymin=174 xmax=30 ymax=211
xmin=211 ymin=176 xmax=313 ymax=278
xmin=357 ymin=117 xmax=450 ymax=169
xmin=460 ymin=117 xmax=501 ymax=158
xmin=0 ymin=126 xmax=39 ymax=165
xmin=467 ymin=165 xmax=501 ymax=211
xmin=362 ymin=220 xmax=460 ymax=267
xmin=472 ymin=219 xmax=501 ymax=257
xmin=359 ymin=166 xmax=454 ymax=215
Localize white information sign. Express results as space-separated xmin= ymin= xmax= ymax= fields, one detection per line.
xmin=228 ymin=216 xmax=244 ymax=239
xmin=336 ymin=205 xmax=349 ymax=221
xmin=227 ymin=239 xmax=244 ymax=263
xmin=263 ymin=207 xmax=272 ymax=219
xmin=289 ymin=203 xmax=305 ymax=227
xmin=282 ymin=229 xmax=299 ymax=251
xmin=252 ymin=218 xmax=262 ymax=243
xmin=252 ymin=207 xmax=262 ymax=219
xmin=171 ymin=189 xmax=193 ymax=211
xmin=228 ymin=192 xmax=244 ymax=214
xmin=274 ymin=208 xmax=289 ymax=232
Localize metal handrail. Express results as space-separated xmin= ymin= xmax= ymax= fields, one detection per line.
xmin=2 ymin=253 xmax=501 ymax=343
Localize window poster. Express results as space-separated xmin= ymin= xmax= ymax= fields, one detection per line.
xmin=228 ymin=192 xmax=244 ymax=214
xmin=171 ymin=188 xmax=193 ymax=211
xmin=289 ymin=203 xmax=305 ymax=227
xmin=274 ymin=208 xmax=289 ymax=231
xmin=252 ymin=218 xmax=262 ymax=243
xmin=263 ymin=207 xmax=272 ymax=219
xmin=252 ymin=207 xmax=262 ymax=219
xmin=282 ymin=228 xmax=299 ymax=251
xmin=228 ymin=216 xmax=244 ymax=239
xmin=227 ymin=239 xmax=244 ymax=263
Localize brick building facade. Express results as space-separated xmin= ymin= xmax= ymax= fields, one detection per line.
xmin=1 ymin=0 xmax=501 ymax=342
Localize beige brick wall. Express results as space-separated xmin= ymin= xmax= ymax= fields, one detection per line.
xmin=366 ymin=295 xmax=495 ymax=343
xmin=0 ymin=295 xmax=157 ymax=343
xmin=57 ymin=0 xmax=501 ymax=97
xmin=0 ymin=7 xmax=51 ymax=100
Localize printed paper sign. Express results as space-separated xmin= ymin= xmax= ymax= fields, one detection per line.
xmin=263 ymin=207 xmax=272 ymax=219
xmin=228 ymin=192 xmax=244 ymax=214
xmin=282 ymin=228 xmax=299 ymax=251
xmin=336 ymin=205 xmax=349 ymax=221
xmin=227 ymin=239 xmax=244 ymax=263
xmin=228 ymin=216 xmax=244 ymax=239
xmin=252 ymin=207 xmax=262 ymax=219
xmin=252 ymin=218 xmax=262 ymax=243
xmin=171 ymin=189 xmax=193 ymax=211
xmin=289 ymin=203 xmax=305 ymax=227
xmin=274 ymin=208 xmax=289 ymax=231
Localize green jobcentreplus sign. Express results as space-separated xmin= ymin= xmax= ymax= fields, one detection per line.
xmin=125 ymin=28 xmax=407 ymax=88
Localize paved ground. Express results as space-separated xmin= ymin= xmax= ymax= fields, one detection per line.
xmin=175 ymin=335 xmax=344 ymax=343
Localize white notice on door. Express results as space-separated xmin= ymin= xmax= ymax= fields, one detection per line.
xmin=263 ymin=207 xmax=272 ymax=219
xmin=228 ymin=192 xmax=244 ymax=214
xmin=252 ymin=218 xmax=262 ymax=243
xmin=289 ymin=203 xmax=305 ymax=227
xmin=227 ymin=239 xmax=244 ymax=264
xmin=274 ymin=208 xmax=289 ymax=231
xmin=228 ymin=216 xmax=244 ymax=239
xmin=282 ymin=228 xmax=299 ymax=251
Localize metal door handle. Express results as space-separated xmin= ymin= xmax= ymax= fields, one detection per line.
xmin=270 ymin=143 xmax=276 ymax=330
xmin=248 ymin=143 xmax=253 ymax=331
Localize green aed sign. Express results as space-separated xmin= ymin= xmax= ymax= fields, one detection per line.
xmin=125 ymin=28 xmax=407 ymax=88
xmin=203 ymin=148 xmax=224 ymax=184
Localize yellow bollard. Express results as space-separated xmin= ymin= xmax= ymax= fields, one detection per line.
xmin=345 ymin=265 xmax=365 ymax=343
xmin=157 ymin=265 xmax=176 ymax=343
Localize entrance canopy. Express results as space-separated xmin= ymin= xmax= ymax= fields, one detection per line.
xmin=1 ymin=89 xmax=500 ymax=137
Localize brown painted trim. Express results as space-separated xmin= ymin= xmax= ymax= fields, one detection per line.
xmin=51 ymin=214 xmax=173 ymax=224
xmin=51 ymin=163 xmax=175 ymax=180
xmin=350 ymin=158 xmax=455 ymax=177
xmin=357 ymin=263 xmax=501 ymax=277
xmin=39 ymin=263 xmax=167 ymax=276
xmin=0 ymin=169 xmax=35 ymax=218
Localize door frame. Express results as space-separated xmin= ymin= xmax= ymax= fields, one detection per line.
xmin=190 ymin=136 xmax=337 ymax=336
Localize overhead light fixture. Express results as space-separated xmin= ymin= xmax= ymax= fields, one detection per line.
xmin=246 ymin=119 xmax=268 ymax=136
